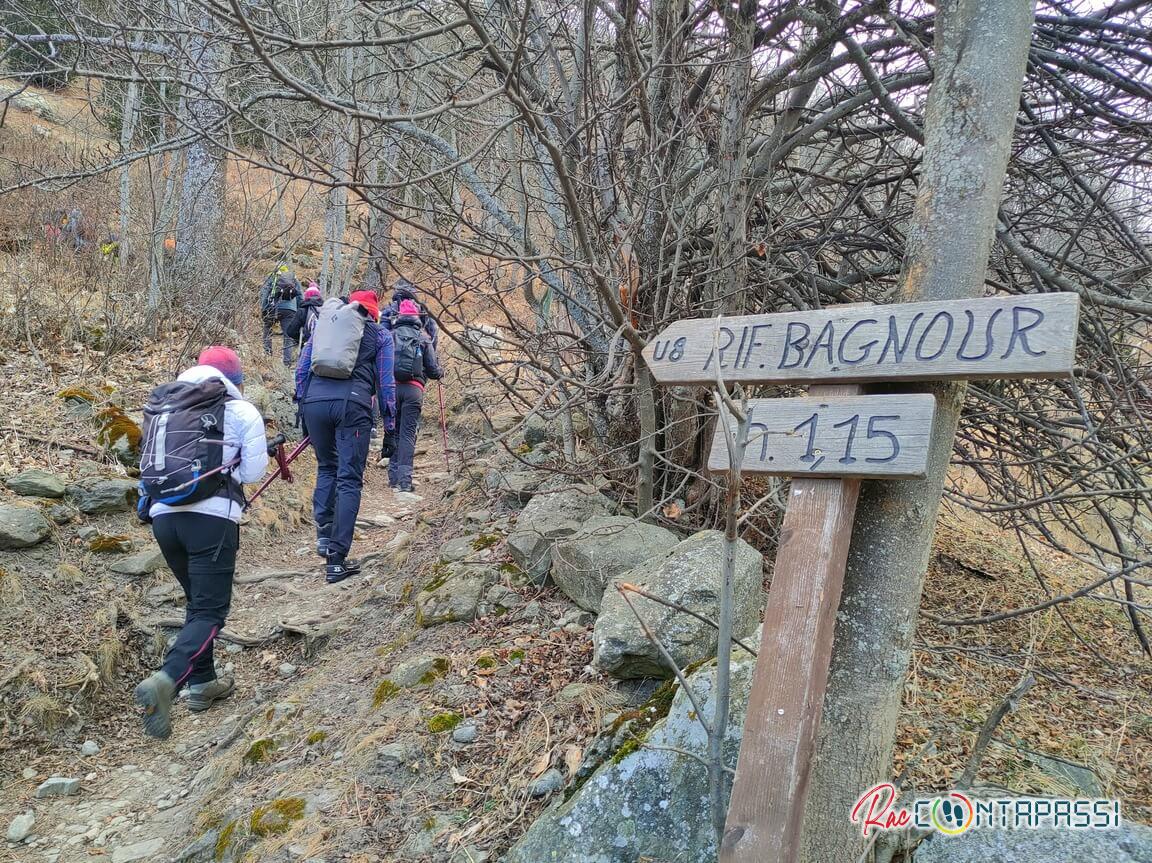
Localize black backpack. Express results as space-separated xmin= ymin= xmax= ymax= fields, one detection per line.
xmin=393 ymin=321 xmax=425 ymax=383
xmin=276 ymin=279 xmax=296 ymax=302
xmin=139 ymin=378 xmax=238 ymax=506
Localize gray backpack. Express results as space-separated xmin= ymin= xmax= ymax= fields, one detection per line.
xmin=310 ymin=298 xmax=365 ymax=379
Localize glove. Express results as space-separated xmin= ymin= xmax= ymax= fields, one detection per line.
xmin=266 ymin=433 xmax=287 ymax=457
xmin=380 ymin=430 xmax=396 ymax=460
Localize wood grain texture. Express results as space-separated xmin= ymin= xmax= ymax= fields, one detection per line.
xmin=720 ymin=384 xmax=862 ymax=863
xmin=708 ymin=394 xmax=936 ymax=478
xmin=643 ymin=293 xmax=1080 ymax=385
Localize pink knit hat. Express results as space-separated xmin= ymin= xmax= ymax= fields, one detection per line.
xmin=398 ymin=299 xmax=421 ymax=317
xmin=197 ymin=346 xmax=243 ymax=387
xmin=304 ymin=285 xmax=321 ymax=299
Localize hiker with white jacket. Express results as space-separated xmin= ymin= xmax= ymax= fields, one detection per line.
xmin=133 ymin=347 xmax=269 ymax=740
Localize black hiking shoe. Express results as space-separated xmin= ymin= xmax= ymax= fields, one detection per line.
xmin=398 ymin=482 xmax=416 ymax=493
xmin=316 ymin=537 xmax=330 ymax=558
xmin=325 ymin=557 xmax=362 ymax=584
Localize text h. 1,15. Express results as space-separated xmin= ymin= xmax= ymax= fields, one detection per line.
xmin=708 ymin=395 xmax=937 ymax=478
xmin=644 ymin=293 xmax=1079 ymax=386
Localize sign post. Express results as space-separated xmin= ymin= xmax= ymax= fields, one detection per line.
xmin=639 ymin=293 xmax=1081 ymax=863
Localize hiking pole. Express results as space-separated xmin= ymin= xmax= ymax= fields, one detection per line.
xmin=245 ymin=435 xmax=311 ymax=509
xmin=436 ymin=381 xmax=450 ymax=474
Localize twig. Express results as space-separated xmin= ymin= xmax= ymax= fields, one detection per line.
xmin=957 ymin=672 xmax=1036 ymax=789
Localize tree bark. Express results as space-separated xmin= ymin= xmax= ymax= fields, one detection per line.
xmin=800 ymin=2 xmax=1037 ymax=861
xmin=117 ymin=78 xmax=140 ymax=271
xmin=172 ymin=1 xmax=229 ymax=296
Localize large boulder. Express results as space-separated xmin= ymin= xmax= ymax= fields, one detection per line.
xmin=0 ymin=504 xmax=52 ymax=549
xmin=66 ymin=478 xmax=139 ymax=515
xmin=109 ymin=546 xmax=167 ymax=576
xmin=414 ymin=563 xmax=499 ymax=627
xmin=911 ymin=823 xmax=1152 ymax=863
xmin=506 ymin=486 xmax=615 ymax=584
xmin=505 ymin=646 xmax=756 ymax=863
xmin=552 ymin=516 xmax=679 ymax=612
xmin=5 ymin=469 xmax=67 ymax=498
xmin=593 ymin=530 xmax=763 ymax=679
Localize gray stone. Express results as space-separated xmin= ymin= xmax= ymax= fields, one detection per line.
xmin=35 ymin=777 xmax=81 ymax=798
xmin=1020 ymin=750 xmax=1105 ymax=798
xmin=449 ymin=846 xmax=489 ymax=863
xmin=485 ymin=584 xmax=522 ymax=612
xmin=559 ymin=608 xmax=595 ymax=628
xmin=278 ymin=663 xmax=298 ymax=678
xmin=387 ymin=654 xmax=448 ymax=688
xmin=439 ymin=535 xmax=480 ymax=563
xmin=485 ymin=470 xmax=544 ymax=506
xmin=0 ymin=504 xmax=51 ymax=549
xmin=48 ymin=505 xmax=75 ymax=525
xmin=5 ymin=469 xmax=66 ymax=498
xmin=6 ymin=810 xmax=35 ymax=843
xmin=557 ymin=683 xmax=592 ymax=702
xmin=528 ymin=768 xmax=565 ymax=798
xmin=21 ymin=767 xmax=36 ymax=779
xmin=80 ymin=739 xmax=100 ymax=757
xmin=110 ymin=837 xmax=165 ymax=863
xmin=377 ymin=742 xmax=416 ymax=764
xmin=507 ymin=487 xmax=615 ymax=584
xmin=464 ymin=510 xmax=491 ymax=525
xmin=174 ymin=830 xmax=218 ymax=863
xmin=594 ymin=530 xmax=764 ymax=679
xmin=552 ymin=516 xmax=679 ymax=612
xmin=505 ymin=647 xmax=756 ymax=863
xmin=452 ymin=724 xmax=478 ymax=744
xmin=415 ymin=563 xmax=499 ymax=627
xmin=66 ymin=478 xmax=138 ymax=514
xmin=109 ymin=546 xmax=166 ymax=576
xmin=911 ymin=823 xmax=1152 ymax=863
xmin=523 ymin=414 xmax=550 ymax=446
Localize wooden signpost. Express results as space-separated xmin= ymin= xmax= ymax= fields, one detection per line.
xmin=642 ymin=293 xmax=1081 ymax=863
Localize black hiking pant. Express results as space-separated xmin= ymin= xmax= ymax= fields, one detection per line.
xmin=302 ymin=399 xmax=373 ymax=560
xmin=152 ymin=513 xmax=238 ymax=687
xmin=388 ymin=382 xmax=424 ymax=488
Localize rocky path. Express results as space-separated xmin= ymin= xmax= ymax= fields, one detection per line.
xmin=4 ymin=448 xmax=452 ymax=863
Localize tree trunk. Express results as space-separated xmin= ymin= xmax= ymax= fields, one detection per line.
xmin=800 ymin=2 xmax=1037 ymax=861
xmin=709 ymin=0 xmax=755 ymax=315
xmin=172 ymin=1 xmax=228 ymax=296
xmin=117 ymin=78 xmax=140 ymax=271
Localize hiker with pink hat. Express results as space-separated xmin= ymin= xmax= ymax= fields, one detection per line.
xmin=386 ymin=298 xmax=443 ymax=493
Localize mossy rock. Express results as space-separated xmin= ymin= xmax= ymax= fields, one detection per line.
xmin=373 ymin=680 xmax=400 ymax=708
xmin=249 ymin=797 xmax=305 ymax=837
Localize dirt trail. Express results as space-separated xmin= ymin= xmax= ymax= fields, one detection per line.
xmin=5 ymin=444 xmax=458 ymax=863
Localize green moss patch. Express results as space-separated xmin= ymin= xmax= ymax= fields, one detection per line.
xmin=249 ymin=797 xmax=305 ymax=837
xmin=305 ymin=730 xmax=327 ymax=745
xmin=426 ymin=711 xmax=463 ymax=733
xmin=243 ymin=737 xmax=277 ymax=765
xmin=418 ymin=657 xmax=451 ymax=685
xmin=214 ymin=820 xmax=237 ymax=861
xmin=471 ymin=533 xmax=501 ymax=551
xmin=373 ymin=680 xmax=401 ymax=708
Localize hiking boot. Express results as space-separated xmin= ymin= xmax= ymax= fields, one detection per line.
xmin=186 ymin=676 xmax=235 ymax=712
xmin=134 ymin=671 xmax=176 ymax=739
xmin=316 ymin=537 xmax=330 ymax=558
xmin=325 ymin=557 xmax=362 ymax=584
xmin=398 ymin=483 xmax=416 ymax=493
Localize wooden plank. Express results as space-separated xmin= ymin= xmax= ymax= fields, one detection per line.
xmin=643 ymin=293 xmax=1080 ymax=385
xmin=720 ymin=384 xmax=862 ymax=863
xmin=708 ymin=394 xmax=936 ymax=478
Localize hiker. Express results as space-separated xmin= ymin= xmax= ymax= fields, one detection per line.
xmin=284 ymin=283 xmax=324 ymax=349
xmin=133 ymin=347 xmax=270 ymax=740
xmin=295 ymin=289 xmax=396 ymax=583
xmin=381 ymin=277 xmax=438 ymax=347
xmin=386 ymin=298 xmax=443 ymax=493
xmin=260 ymin=267 xmax=301 ymax=365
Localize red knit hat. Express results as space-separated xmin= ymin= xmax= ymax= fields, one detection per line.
xmin=349 ymin=290 xmax=379 ymax=322
xmin=197 ymin=346 xmax=244 ymax=387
